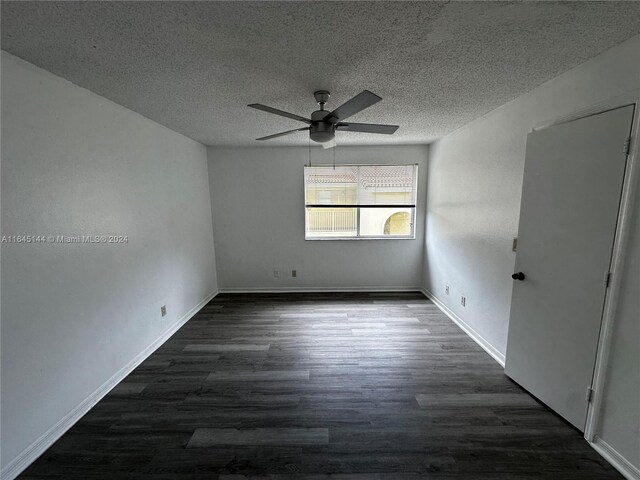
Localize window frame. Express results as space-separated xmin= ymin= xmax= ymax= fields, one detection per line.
xmin=304 ymin=163 xmax=418 ymax=241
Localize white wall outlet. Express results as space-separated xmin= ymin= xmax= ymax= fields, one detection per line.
xmin=445 ymin=284 xmax=450 ymax=295
xmin=273 ymin=269 xmax=280 ymax=278
xmin=460 ymin=296 xmax=466 ymax=307
xmin=161 ymin=305 xmax=167 ymax=317
xmin=292 ymin=270 xmax=297 ymax=278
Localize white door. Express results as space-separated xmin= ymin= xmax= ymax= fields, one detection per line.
xmin=505 ymin=105 xmax=634 ymax=431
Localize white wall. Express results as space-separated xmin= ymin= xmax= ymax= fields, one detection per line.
xmin=423 ymin=35 xmax=640 ymax=473
xmin=0 ymin=52 xmax=218 ymax=475
xmin=598 ymin=167 xmax=640 ymax=470
xmin=208 ymin=145 xmax=428 ymax=291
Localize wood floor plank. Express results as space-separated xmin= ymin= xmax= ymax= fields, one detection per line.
xmin=218 ymin=475 xmax=423 ymax=479
xmin=187 ymin=427 xmax=329 ymax=447
xmin=184 ymin=344 xmax=270 ymax=352
xmin=206 ymin=370 xmax=310 ymax=381
xmin=280 ymin=313 xmax=348 ymax=319
xmin=109 ymin=382 xmax=147 ymax=395
xmin=415 ymin=393 xmax=539 ymax=408
xmin=18 ymin=292 xmax=623 ymax=479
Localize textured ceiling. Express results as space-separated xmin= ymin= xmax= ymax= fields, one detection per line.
xmin=2 ymin=1 xmax=640 ymax=146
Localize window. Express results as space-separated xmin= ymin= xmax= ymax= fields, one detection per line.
xmin=304 ymin=164 xmax=418 ymax=239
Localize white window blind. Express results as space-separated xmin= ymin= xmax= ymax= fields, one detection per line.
xmin=304 ymin=164 xmax=418 ymax=239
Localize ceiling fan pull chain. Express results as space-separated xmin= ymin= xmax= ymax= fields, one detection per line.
xmin=333 ymin=142 xmax=336 ymax=170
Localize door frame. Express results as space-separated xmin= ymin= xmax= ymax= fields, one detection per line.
xmin=532 ymin=91 xmax=640 ymax=450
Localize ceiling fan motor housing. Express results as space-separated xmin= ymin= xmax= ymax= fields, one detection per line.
xmin=310 ymin=109 xmax=336 ymax=143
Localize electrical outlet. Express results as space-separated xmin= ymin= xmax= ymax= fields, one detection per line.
xmin=273 ymin=269 xmax=280 ymax=278
xmin=161 ymin=305 xmax=167 ymax=317
xmin=445 ymin=284 xmax=450 ymax=295
xmin=460 ymin=296 xmax=466 ymax=307
xmin=292 ymin=270 xmax=297 ymax=278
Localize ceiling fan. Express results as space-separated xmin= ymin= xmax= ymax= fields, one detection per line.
xmin=248 ymin=90 xmax=399 ymax=145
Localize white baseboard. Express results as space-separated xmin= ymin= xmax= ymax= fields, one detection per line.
xmin=219 ymin=286 xmax=423 ymax=293
xmin=0 ymin=289 xmax=218 ymax=480
xmin=591 ymin=436 xmax=640 ymax=480
xmin=421 ymin=288 xmax=506 ymax=367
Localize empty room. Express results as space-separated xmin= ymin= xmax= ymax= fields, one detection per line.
xmin=1 ymin=1 xmax=639 ymax=479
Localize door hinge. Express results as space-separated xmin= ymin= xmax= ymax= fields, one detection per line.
xmin=586 ymin=386 xmax=594 ymax=403
xmin=604 ymin=272 xmax=611 ymax=288
xmin=623 ymin=137 xmax=631 ymax=156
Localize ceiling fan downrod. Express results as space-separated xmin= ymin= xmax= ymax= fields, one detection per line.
xmin=314 ymin=90 xmax=330 ymax=111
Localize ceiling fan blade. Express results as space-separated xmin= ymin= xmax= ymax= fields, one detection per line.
xmin=323 ymin=90 xmax=382 ymax=124
xmin=256 ymin=127 xmax=310 ymax=141
xmin=248 ymin=104 xmax=311 ymax=124
xmin=336 ymin=122 xmax=399 ymax=134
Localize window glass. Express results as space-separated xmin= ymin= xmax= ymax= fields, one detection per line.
xmin=304 ymin=164 xmax=417 ymax=239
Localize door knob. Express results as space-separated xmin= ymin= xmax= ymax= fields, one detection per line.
xmin=512 ymin=272 xmax=525 ymax=281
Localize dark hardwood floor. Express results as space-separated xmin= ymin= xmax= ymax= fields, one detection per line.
xmin=19 ymin=292 xmax=622 ymax=479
